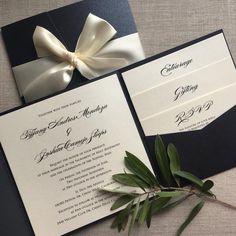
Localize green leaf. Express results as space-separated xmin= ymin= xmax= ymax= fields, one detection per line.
xmin=145 ymin=197 xmax=171 ymax=228
xmin=151 ymin=197 xmax=171 ymax=215
xmin=123 ymin=171 xmax=147 ymax=192
xmin=174 ymin=170 xmax=203 ymax=188
xmin=167 ymin=143 xmax=181 ymax=186
xmin=202 ymin=180 xmax=214 ymax=192
xmin=113 ymin=173 xmax=150 ymax=189
xmin=155 ymin=135 xmax=173 ymax=186
xmin=111 ymin=209 xmax=127 ymax=231
xmin=167 ymin=143 xmax=181 ymax=173
xmin=138 ymin=195 xmax=150 ymax=224
xmin=156 ymin=191 xmax=184 ymax=198
xmin=128 ymin=198 xmax=140 ymax=236
xmin=111 ymin=201 xmax=133 ymax=231
xmin=125 ymin=151 xmax=159 ymax=186
xmin=177 ymin=201 xmax=205 ymax=236
xmin=111 ymin=195 xmax=136 ymax=211
xmin=146 ymin=200 xmax=153 ymax=228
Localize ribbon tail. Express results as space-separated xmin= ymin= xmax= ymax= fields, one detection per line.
xmin=76 ymin=33 xmax=145 ymax=79
xmin=95 ymin=33 xmax=145 ymax=63
xmin=20 ymin=61 xmax=73 ymax=102
xmin=75 ymin=13 xmax=117 ymax=56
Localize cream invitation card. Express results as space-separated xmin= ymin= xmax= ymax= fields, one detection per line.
xmin=0 ymin=75 xmax=151 ymax=236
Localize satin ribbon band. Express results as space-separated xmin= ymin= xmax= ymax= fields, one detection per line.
xmin=12 ymin=13 xmax=145 ymax=102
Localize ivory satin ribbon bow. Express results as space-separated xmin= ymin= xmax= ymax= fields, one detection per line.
xmin=13 ymin=13 xmax=145 ymax=102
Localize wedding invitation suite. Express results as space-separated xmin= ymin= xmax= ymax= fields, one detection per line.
xmin=1 ymin=30 xmax=236 ymax=236
xmin=0 ymin=75 xmax=151 ymax=236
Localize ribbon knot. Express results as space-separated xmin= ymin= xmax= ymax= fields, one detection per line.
xmin=13 ymin=13 xmax=145 ymax=102
xmin=64 ymin=51 xmax=80 ymax=69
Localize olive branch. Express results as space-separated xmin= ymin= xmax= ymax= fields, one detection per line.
xmin=101 ymin=135 xmax=236 ymax=235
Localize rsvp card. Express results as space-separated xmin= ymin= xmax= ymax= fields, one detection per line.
xmin=0 ymin=75 xmax=151 ymax=236
xmin=122 ymin=31 xmax=236 ymax=135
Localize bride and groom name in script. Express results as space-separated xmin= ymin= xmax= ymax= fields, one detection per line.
xmin=0 ymin=75 xmax=151 ymax=236
xmin=20 ymin=104 xmax=108 ymax=163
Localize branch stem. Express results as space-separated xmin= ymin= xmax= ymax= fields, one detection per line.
xmin=138 ymin=186 xmax=236 ymax=211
